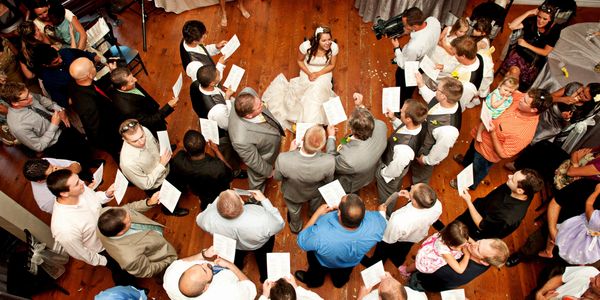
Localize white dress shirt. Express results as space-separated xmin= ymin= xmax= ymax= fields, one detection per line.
xmin=196 ymin=197 xmax=284 ymax=251
xmin=51 ymin=186 xmax=112 ymax=266
xmin=451 ymin=55 xmax=494 ymax=110
xmin=258 ymin=286 xmax=323 ymax=300
xmin=380 ymin=125 xmax=422 ymax=180
xmin=555 ymin=266 xmax=600 ymax=299
xmin=394 ymin=17 xmax=441 ymax=68
xmin=30 ymin=158 xmax=74 ymax=213
xmin=184 ymin=42 xmax=225 ymax=81
xmin=163 ymin=259 xmax=257 ymax=300
xmin=419 ymin=86 xmax=460 ymax=166
xmin=382 ymin=200 xmax=442 ymax=244
xmin=120 ymin=126 xmax=169 ymax=190
xmin=199 ymin=85 xmax=232 ymax=131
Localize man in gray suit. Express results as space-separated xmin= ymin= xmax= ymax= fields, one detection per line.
xmin=326 ymin=93 xmax=387 ymax=193
xmin=229 ymin=87 xmax=285 ymax=191
xmin=274 ymin=125 xmax=335 ymax=233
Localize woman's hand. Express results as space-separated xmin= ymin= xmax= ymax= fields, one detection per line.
xmin=308 ymin=72 xmax=318 ymax=81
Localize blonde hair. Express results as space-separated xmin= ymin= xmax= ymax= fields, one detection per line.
xmin=499 ymin=76 xmax=519 ymax=90
xmin=450 ymin=17 xmax=469 ymax=36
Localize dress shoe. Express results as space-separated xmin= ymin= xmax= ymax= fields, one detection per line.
xmin=449 ymin=179 xmax=458 ymax=190
xmin=504 ymin=162 xmax=516 ymax=172
xmin=294 ymin=270 xmax=308 ymax=284
xmin=505 ymin=253 xmax=522 ymax=267
xmin=453 ymin=154 xmax=465 ymax=165
xmin=161 ymin=206 xmax=189 ymax=217
xmin=234 ymin=170 xmax=248 ymax=179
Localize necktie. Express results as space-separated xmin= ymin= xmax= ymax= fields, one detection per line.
xmin=94 ymin=85 xmax=109 ymax=99
xmin=130 ymin=222 xmax=164 ymax=235
xmin=30 ymin=106 xmax=53 ymax=121
xmin=262 ymin=112 xmax=285 ymax=136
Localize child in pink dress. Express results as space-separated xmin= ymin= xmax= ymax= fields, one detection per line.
xmin=398 ymin=220 xmax=470 ymax=276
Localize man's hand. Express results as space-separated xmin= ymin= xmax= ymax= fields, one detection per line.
xmin=459 ymin=188 xmax=472 ymax=202
xmin=87 ymin=180 xmax=97 ymax=189
xmin=104 ymin=184 xmax=115 ymax=198
xmin=435 ymin=64 xmax=444 ymax=70
xmin=391 ymin=37 xmax=400 ymax=48
xmin=167 ymin=97 xmax=179 ymax=108
xmin=378 ymin=203 xmax=387 ymax=212
xmin=148 ymin=191 xmax=160 ymax=206
xmin=385 ymin=109 xmax=396 ymax=121
xmin=315 ymin=203 xmax=334 ymax=215
xmin=249 ymin=190 xmax=267 ymax=201
xmin=353 ymin=92 xmax=364 ymax=107
xmin=214 ymin=257 xmax=235 ymax=268
xmin=224 ymin=86 xmax=236 ymax=99
xmin=107 ymin=58 xmax=119 ymax=71
xmin=218 ymin=55 xmax=227 ymax=65
xmin=57 ymin=109 xmax=71 ymax=127
xmin=262 ymin=281 xmax=273 ymax=298
xmin=159 ymin=150 xmax=172 ymax=166
xmin=398 ymin=190 xmax=410 ymax=199
xmin=415 ymin=72 xmax=424 ymax=88
xmin=50 ymin=111 xmax=61 ymax=126
xmin=202 ymin=246 xmax=216 ymax=259
xmin=216 ymin=40 xmax=228 ymax=49
xmin=326 ymin=124 xmax=337 ymax=137
xmin=289 ymin=139 xmax=299 ymax=151
xmin=285 ymin=275 xmax=298 ymax=288
xmin=207 ymin=140 xmax=219 ymax=152
xmin=416 ymin=154 xmax=426 ymax=166
xmin=535 ymin=290 xmax=558 ymax=300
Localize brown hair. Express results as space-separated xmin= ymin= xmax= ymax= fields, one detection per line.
xmin=439 ymin=77 xmax=463 ymax=104
xmin=97 ymin=208 xmax=127 ymax=237
xmin=440 ymin=220 xmax=469 ymax=248
xmin=349 ymin=108 xmax=375 ymax=140
xmin=450 ymin=17 xmax=469 ymax=36
xmin=403 ymin=7 xmax=424 ymax=26
xmin=234 ymin=93 xmax=257 ymax=117
xmin=451 ymin=36 xmax=478 ymax=60
xmin=403 ymin=99 xmax=428 ymax=125
xmin=110 ymin=67 xmax=132 ymax=89
xmin=411 ymin=183 xmax=437 ymax=209
xmin=303 ymin=126 xmax=326 ymax=154
xmin=307 ymin=26 xmax=332 ymax=64
xmin=527 ymin=88 xmax=553 ymax=114
xmin=517 ymin=168 xmax=544 ymax=199
xmin=46 ymin=168 xmax=73 ymax=197
xmin=0 ymin=82 xmax=27 ymax=104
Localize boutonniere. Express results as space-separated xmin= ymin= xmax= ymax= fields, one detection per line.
xmin=392 ymin=136 xmax=398 ymax=142
xmin=341 ymin=135 xmax=352 ymax=144
xmin=451 ymin=71 xmax=459 ymax=80
xmin=430 ymin=119 xmax=440 ymax=126
xmin=595 ymin=94 xmax=600 ymax=102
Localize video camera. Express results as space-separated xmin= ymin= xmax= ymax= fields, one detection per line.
xmin=372 ymin=14 xmax=405 ymax=40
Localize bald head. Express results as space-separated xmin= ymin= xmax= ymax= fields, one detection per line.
xmin=216 ymin=190 xmax=243 ymax=219
xmin=69 ymin=58 xmax=96 ymax=82
xmin=338 ymin=194 xmax=365 ymax=229
xmin=179 ymin=264 xmax=211 ymax=297
xmin=303 ymin=126 xmax=326 ymax=154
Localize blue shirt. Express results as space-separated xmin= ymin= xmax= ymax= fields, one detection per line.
xmin=297 ymin=211 xmax=386 ymax=268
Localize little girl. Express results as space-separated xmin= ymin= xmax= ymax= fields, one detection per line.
xmin=477 ymin=77 xmax=519 ymax=142
xmin=431 ymin=17 xmax=469 ymax=69
xmin=542 ymin=183 xmax=600 ymax=264
xmin=398 ymin=220 xmax=470 ymax=277
xmin=471 ymin=18 xmax=492 ymax=52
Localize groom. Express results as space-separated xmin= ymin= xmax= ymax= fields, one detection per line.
xmin=229 ymin=87 xmax=286 ymax=191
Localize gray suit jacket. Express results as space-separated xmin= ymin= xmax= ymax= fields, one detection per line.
xmin=327 ymin=120 xmax=387 ymax=193
xmin=228 ymin=105 xmax=283 ymax=177
xmin=274 ymin=150 xmax=335 ymax=203
xmin=97 ymin=200 xmax=177 ymax=278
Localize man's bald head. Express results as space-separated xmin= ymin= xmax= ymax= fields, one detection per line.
xmin=69 ymin=58 xmax=96 ymax=82
xmin=338 ymin=194 xmax=365 ymax=229
xmin=302 ymin=126 xmax=326 ymax=154
xmin=179 ymin=264 xmax=211 ymax=297
xmin=216 ymin=190 xmax=243 ymax=219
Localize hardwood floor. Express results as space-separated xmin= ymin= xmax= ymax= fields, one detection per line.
xmin=0 ymin=0 xmax=593 ymax=299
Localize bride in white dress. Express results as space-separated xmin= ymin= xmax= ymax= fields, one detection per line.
xmin=262 ymin=26 xmax=338 ymax=129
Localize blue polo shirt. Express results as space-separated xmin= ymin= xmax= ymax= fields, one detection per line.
xmin=297 ymin=211 xmax=386 ymax=268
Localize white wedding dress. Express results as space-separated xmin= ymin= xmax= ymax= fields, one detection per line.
xmin=263 ymin=40 xmax=338 ymax=129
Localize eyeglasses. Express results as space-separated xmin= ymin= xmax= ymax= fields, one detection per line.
xmin=119 ymin=121 xmax=139 ymax=134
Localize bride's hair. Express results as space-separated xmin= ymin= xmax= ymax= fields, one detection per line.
xmin=307 ymin=26 xmax=332 ymax=64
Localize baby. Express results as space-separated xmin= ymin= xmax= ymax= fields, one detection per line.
xmin=477 ymin=76 xmax=519 ymax=142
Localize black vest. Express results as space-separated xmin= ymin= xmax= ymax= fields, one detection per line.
xmin=179 ymin=40 xmax=216 ymax=71
xmin=469 ymin=54 xmax=485 ymax=91
xmin=418 ymin=98 xmax=462 ymax=156
xmin=190 ymin=81 xmax=228 ymax=138
xmin=381 ymin=125 xmax=425 ymax=165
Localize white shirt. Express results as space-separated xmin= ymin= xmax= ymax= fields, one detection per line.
xmin=419 ymin=86 xmax=460 ymax=166
xmin=394 ymin=17 xmax=441 ymax=68
xmin=362 ymin=286 xmax=428 ymax=300
xmin=120 ymin=126 xmax=169 ymax=190
xmin=555 ymin=266 xmax=600 ymax=299
xmin=51 ymin=186 xmax=112 ymax=266
xmin=380 ymin=125 xmax=422 ymax=180
xmin=199 ymin=85 xmax=232 ymax=131
xmin=450 ymin=55 xmax=494 ymax=110
xmin=183 ymin=42 xmax=225 ymax=81
xmin=196 ymin=197 xmax=284 ymax=251
xmin=382 ymin=200 xmax=442 ymax=244
xmin=258 ymin=286 xmax=323 ymax=300
xmin=30 ymin=158 xmax=74 ymax=213
xmin=163 ymin=259 xmax=257 ymax=300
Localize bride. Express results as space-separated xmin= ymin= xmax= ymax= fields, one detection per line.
xmin=263 ymin=26 xmax=338 ymax=129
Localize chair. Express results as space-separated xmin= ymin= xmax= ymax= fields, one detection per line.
xmin=86 ymin=17 xmax=148 ymax=76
